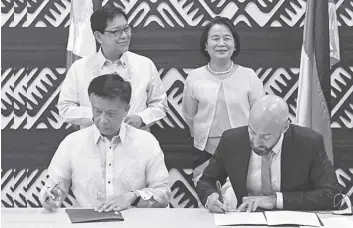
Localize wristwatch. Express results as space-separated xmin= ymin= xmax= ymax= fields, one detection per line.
xmin=131 ymin=190 xmax=141 ymax=206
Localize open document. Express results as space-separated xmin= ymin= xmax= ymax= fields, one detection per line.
xmin=300 ymin=217 xmax=353 ymax=228
xmin=215 ymin=211 xmax=322 ymax=227
xmin=214 ymin=212 xmax=267 ymax=226
xmin=265 ymin=211 xmax=321 ymax=227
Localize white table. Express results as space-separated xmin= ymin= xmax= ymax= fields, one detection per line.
xmin=1 ymin=208 xmax=352 ymax=228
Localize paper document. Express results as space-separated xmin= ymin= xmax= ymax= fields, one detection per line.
xmin=214 ymin=212 xmax=267 ymax=226
xmin=265 ymin=211 xmax=321 ymax=227
xmin=300 ymin=217 xmax=353 ymax=228
xmin=322 ymin=217 xmax=353 ymax=228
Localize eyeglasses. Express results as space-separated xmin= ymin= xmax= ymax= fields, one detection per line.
xmin=104 ymin=25 xmax=131 ymax=37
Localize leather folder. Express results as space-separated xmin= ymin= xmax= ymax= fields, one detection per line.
xmin=65 ymin=208 xmax=124 ymax=223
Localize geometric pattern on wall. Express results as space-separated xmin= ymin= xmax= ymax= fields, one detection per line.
xmin=331 ymin=66 xmax=353 ymax=128
xmin=2 ymin=66 xmax=353 ymax=130
xmin=2 ymin=0 xmax=353 ymax=27
xmin=1 ymin=169 xmax=76 ymax=208
xmin=2 ymin=167 xmax=353 ymax=208
xmin=1 ymin=67 xmax=67 ymax=130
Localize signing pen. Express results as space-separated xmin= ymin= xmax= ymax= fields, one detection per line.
xmin=45 ymin=182 xmax=60 ymax=201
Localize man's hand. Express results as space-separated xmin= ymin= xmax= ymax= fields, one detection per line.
xmin=205 ymin=193 xmax=227 ymax=213
xmin=221 ymin=183 xmax=238 ymax=212
xmin=237 ymin=195 xmax=276 ymax=212
xmin=40 ymin=186 xmax=63 ymax=211
xmin=124 ymin=114 xmax=144 ymax=129
xmin=95 ymin=192 xmax=136 ymax=212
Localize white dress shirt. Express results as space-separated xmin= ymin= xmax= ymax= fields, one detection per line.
xmin=42 ymin=123 xmax=171 ymax=207
xmin=58 ymin=49 xmax=168 ymax=128
xmin=223 ymin=134 xmax=284 ymax=209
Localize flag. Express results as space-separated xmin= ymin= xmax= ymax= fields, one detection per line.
xmin=296 ymin=0 xmax=340 ymax=164
xmin=328 ymin=0 xmax=340 ymax=66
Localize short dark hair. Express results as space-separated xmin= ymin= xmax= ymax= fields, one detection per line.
xmin=90 ymin=4 xmax=128 ymax=33
xmin=88 ymin=73 xmax=131 ymax=105
xmin=200 ymin=16 xmax=241 ymax=61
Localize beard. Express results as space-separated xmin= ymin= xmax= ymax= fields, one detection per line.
xmin=250 ymin=141 xmax=273 ymax=156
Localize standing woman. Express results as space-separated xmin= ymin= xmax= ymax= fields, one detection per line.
xmin=66 ymin=0 xmax=102 ymax=70
xmin=182 ymin=16 xmax=265 ymax=183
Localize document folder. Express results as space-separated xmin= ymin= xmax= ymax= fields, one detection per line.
xmin=65 ymin=208 xmax=124 ymax=223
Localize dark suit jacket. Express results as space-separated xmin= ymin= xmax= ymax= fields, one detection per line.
xmin=196 ymin=124 xmax=339 ymax=211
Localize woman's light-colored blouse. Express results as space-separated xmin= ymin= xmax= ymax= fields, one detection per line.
xmin=182 ymin=65 xmax=265 ymax=152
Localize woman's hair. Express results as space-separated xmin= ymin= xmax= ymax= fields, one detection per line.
xmin=90 ymin=3 xmax=128 ymax=34
xmin=88 ymin=73 xmax=132 ymax=105
xmin=200 ymin=16 xmax=241 ymax=61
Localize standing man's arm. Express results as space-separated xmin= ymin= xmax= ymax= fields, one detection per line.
xmin=58 ymin=63 xmax=94 ymax=127
xmin=135 ymin=60 xmax=168 ymax=127
xmin=282 ymin=135 xmax=339 ymax=210
xmin=196 ymin=135 xmax=228 ymax=206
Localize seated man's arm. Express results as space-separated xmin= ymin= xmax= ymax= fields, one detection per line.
xmin=136 ymin=139 xmax=171 ymax=208
xmin=58 ymin=62 xmax=93 ymax=127
xmin=196 ymin=136 xmax=228 ymax=206
xmin=40 ymin=137 xmax=73 ymax=209
xmin=282 ymin=135 xmax=339 ymax=211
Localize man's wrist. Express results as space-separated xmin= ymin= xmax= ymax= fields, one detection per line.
xmin=139 ymin=116 xmax=146 ymax=127
xmin=130 ymin=190 xmax=140 ymax=206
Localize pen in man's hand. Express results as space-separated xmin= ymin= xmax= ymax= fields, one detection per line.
xmin=45 ymin=182 xmax=60 ymax=202
xmin=216 ymin=181 xmax=225 ymax=213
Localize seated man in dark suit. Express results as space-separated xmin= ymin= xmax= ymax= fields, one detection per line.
xmin=196 ymin=94 xmax=339 ymax=213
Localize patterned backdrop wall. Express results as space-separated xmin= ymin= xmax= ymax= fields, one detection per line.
xmin=1 ymin=0 xmax=353 ymax=208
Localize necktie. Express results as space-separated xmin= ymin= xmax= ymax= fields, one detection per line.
xmin=261 ymin=152 xmax=274 ymax=196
